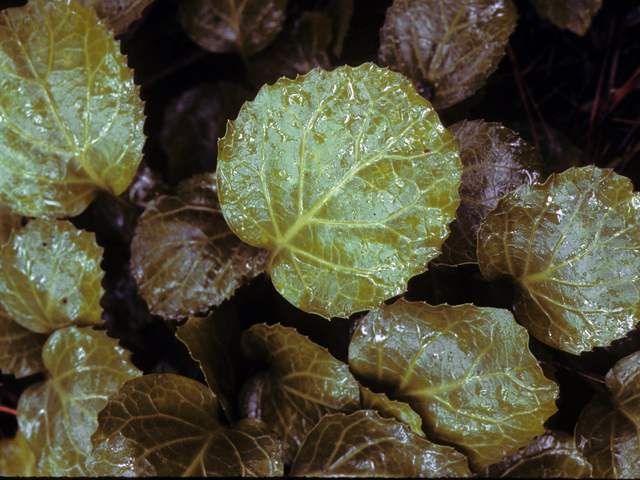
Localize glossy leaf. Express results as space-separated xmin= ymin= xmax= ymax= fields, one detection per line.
xmin=0 ymin=201 xmax=22 ymax=246
xmin=529 ymin=0 xmax=603 ymax=36
xmin=130 ymin=173 xmax=269 ymax=318
xmin=0 ymin=219 xmax=104 ymax=334
xmin=78 ymin=0 xmax=155 ymax=36
xmin=290 ymin=410 xmax=471 ymax=477
xmin=240 ymin=323 xmax=361 ymax=463
xmin=0 ymin=431 xmax=38 ymax=477
xmin=348 ymin=299 xmax=559 ymax=469
xmin=435 ymin=120 xmax=544 ymax=265
xmin=0 ymin=0 xmax=145 ymax=218
xmin=379 ymin=0 xmax=518 ymax=109
xmin=478 ymin=166 xmax=640 ymax=354
xmin=217 ymin=63 xmax=461 ymax=318
xmin=359 ymin=384 xmax=425 ymax=436
xmin=0 ymin=306 xmax=47 ymax=377
xmin=479 ymin=430 xmax=592 ymax=478
xmin=88 ymin=373 xmax=284 ymax=476
xmin=16 ymin=326 xmax=142 ymax=476
xmin=178 ymin=0 xmax=287 ymax=58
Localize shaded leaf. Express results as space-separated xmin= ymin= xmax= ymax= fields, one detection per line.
xmin=0 ymin=219 xmax=104 ymax=334
xmin=240 ymin=323 xmax=361 ymax=464
xmin=529 ymin=0 xmax=603 ymax=36
xmin=0 ymin=306 xmax=47 ymax=377
xmin=178 ymin=0 xmax=287 ymax=58
xmin=0 ymin=430 xmax=38 ymax=477
xmin=348 ymin=299 xmax=558 ymax=470
xmin=88 ymin=373 xmax=283 ymax=476
xmin=130 ymin=173 xmax=268 ymax=318
xmin=290 ymin=410 xmax=471 ymax=477
xmin=359 ymin=384 xmax=425 ymax=436
xmin=379 ymin=0 xmax=518 ymax=109
xmin=0 ymin=0 xmax=145 ymax=218
xmin=478 ymin=430 xmax=592 ymax=478
xmin=17 ymin=326 xmax=142 ymax=476
xmin=78 ymin=0 xmax=155 ymax=36
xmin=606 ymin=350 xmax=640 ymax=430
xmin=124 ymin=160 xmax=170 ymax=208
xmin=217 ymin=63 xmax=461 ymax=318
xmin=0 ymin=201 xmax=22 ymax=246
xmin=435 ymin=120 xmax=544 ymax=265
xmin=325 ymin=0 xmax=353 ymax=57
xmin=477 ymin=166 xmax=640 ymax=354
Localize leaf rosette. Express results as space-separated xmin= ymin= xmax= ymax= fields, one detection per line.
xmin=217 ymin=62 xmax=461 ymax=318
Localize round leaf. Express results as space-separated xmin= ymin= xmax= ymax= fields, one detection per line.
xmin=0 ymin=431 xmax=38 ymax=477
xmin=0 ymin=0 xmax=145 ymax=217
xmin=478 ymin=166 xmax=640 ymax=354
xmin=605 ymin=351 xmax=640 ymax=432
xmin=348 ymin=299 xmax=559 ymax=469
xmin=217 ymin=63 xmax=462 ymax=318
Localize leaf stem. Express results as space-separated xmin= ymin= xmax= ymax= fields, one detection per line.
xmin=0 ymin=405 xmax=17 ymax=416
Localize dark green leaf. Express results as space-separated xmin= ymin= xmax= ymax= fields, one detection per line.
xmin=529 ymin=0 xmax=603 ymax=36
xmin=0 ymin=431 xmax=38 ymax=477
xmin=359 ymin=384 xmax=425 ymax=436
xmin=379 ymin=0 xmax=518 ymax=109
xmin=290 ymin=410 xmax=471 ymax=477
xmin=0 ymin=306 xmax=47 ymax=377
xmin=606 ymin=351 xmax=640 ymax=430
xmin=478 ymin=166 xmax=640 ymax=354
xmin=348 ymin=299 xmax=558 ymax=469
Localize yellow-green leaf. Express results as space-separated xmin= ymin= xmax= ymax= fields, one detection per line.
xmin=0 ymin=431 xmax=38 ymax=477
xmin=0 ymin=0 xmax=145 ymax=218
xmin=217 ymin=63 xmax=461 ymax=318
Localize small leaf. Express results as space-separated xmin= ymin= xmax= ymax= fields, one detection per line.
xmin=77 ymin=0 xmax=155 ymax=36
xmin=17 ymin=326 xmax=142 ymax=476
xmin=0 ymin=219 xmax=104 ymax=334
xmin=290 ymin=410 xmax=471 ymax=477
xmin=435 ymin=120 xmax=544 ymax=265
xmin=178 ymin=0 xmax=287 ymax=58
xmin=0 ymin=431 xmax=38 ymax=477
xmin=88 ymin=373 xmax=284 ymax=476
xmin=0 ymin=307 xmax=47 ymax=377
xmin=240 ymin=323 xmax=361 ymax=464
xmin=529 ymin=0 xmax=603 ymax=36
xmin=0 ymin=0 xmax=145 ymax=218
xmin=348 ymin=299 xmax=558 ymax=470
xmin=478 ymin=166 xmax=640 ymax=354
xmin=0 ymin=201 xmax=22 ymax=246
xmin=359 ymin=384 xmax=425 ymax=436
xmin=217 ymin=63 xmax=461 ymax=318
xmin=130 ymin=173 xmax=268 ymax=318
xmin=379 ymin=0 xmax=518 ymax=109
xmin=478 ymin=430 xmax=592 ymax=478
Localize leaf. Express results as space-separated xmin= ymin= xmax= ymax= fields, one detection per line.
xmin=240 ymin=323 xmax=361 ymax=464
xmin=0 ymin=0 xmax=145 ymax=218
xmin=130 ymin=173 xmax=268 ymax=318
xmin=477 ymin=166 xmax=640 ymax=354
xmin=77 ymin=0 xmax=155 ymax=36
xmin=348 ymin=299 xmax=559 ymax=470
xmin=435 ymin=120 xmax=544 ymax=265
xmin=88 ymin=373 xmax=284 ymax=477
xmin=178 ymin=0 xmax=288 ymax=58
xmin=378 ymin=0 xmax=518 ymax=109
xmin=290 ymin=410 xmax=472 ymax=477
xmin=217 ymin=63 xmax=462 ymax=318
xmin=0 ymin=306 xmax=47 ymax=377
xmin=0 ymin=201 xmax=22 ymax=246
xmin=0 ymin=219 xmax=104 ymax=334
xmin=0 ymin=431 xmax=38 ymax=477
xmin=478 ymin=430 xmax=592 ymax=478
xmin=325 ymin=0 xmax=353 ymax=57
xmin=529 ymin=0 xmax=603 ymax=36
xmin=16 ymin=326 xmax=142 ymax=476
xmin=359 ymin=384 xmax=425 ymax=436
xmin=606 ymin=350 xmax=640 ymax=430
xmin=175 ymin=302 xmax=247 ymax=422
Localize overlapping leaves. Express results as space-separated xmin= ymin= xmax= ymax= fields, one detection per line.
xmin=78 ymin=0 xmax=155 ymax=36
xmin=0 ymin=307 xmax=47 ymax=378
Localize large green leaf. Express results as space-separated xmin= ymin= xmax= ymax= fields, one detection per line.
xmin=0 ymin=219 xmax=104 ymax=334
xmin=16 ymin=326 xmax=142 ymax=476
xmin=477 ymin=166 xmax=640 ymax=354
xmin=290 ymin=410 xmax=471 ymax=477
xmin=130 ymin=173 xmax=268 ymax=318
xmin=0 ymin=306 xmax=47 ymax=377
xmin=348 ymin=299 xmax=558 ymax=470
xmin=78 ymin=0 xmax=155 ymax=36
xmin=217 ymin=63 xmax=461 ymax=318
xmin=88 ymin=373 xmax=284 ymax=476
xmin=378 ymin=0 xmax=518 ymax=109
xmin=529 ymin=0 xmax=603 ymax=36
xmin=240 ymin=323 xmax=361 ymax=464
xmin=0 ymin=0 xmax=145 ymax=218
xmin=0 ymin=431 xmax=38 ymax=477
xmin=435 ymin=120 xmax=544 ymax=265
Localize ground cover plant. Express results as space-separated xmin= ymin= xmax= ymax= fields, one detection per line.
xmin=0 ymin=0 xmax=639 ymax=477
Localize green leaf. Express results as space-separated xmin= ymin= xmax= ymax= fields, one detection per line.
xmin=178 ymin=0 xmax=288 ymax=58
xmin=0 ymin=201 xmax=22 ymax=246
xmin=290 ymin=410 xmax=472 ymax=477
xmin=17 ymin=326 xmax=142 ymax=476
xmin=77 ymin=0 xmax=155 ymax=36
xmin=359 ymin=384 xmax=425 ymax=436
xmin=0 ymin=431 xmax=38 ymax=477
xmin=348 ymin=299 xmax=558 ymax=470
xmin=175 ymin=302 xmax=247 ymax=422
xmin=0 ymin=0 xmax=145 ymax=218
xmin=529 ymin=0 xmax=603 ymax=36
xmin=217 ymin=63 xmax=461 ymax=318
xmin=378 ymin=0 xmax=518 ymax=109
xmin=88 ymin=373 xmax=284 ymax=476
xmin=477 ymin=166 xmax=640 ymax=354
xmin=478 ymin=430 xmax=592 ymax=478
xmin=606 ymin=351 xmax=640 ymax=430
xmin=435 ymin=120 xmax=544 ymax=265
xmin=0 ymin=306 xmax=47 ymax=377
xmin=240 ymin=323 xmax=361 ymax=464
xmin=130 ymin=173 xmax=268 ymax=318
xmin=0 ymin=219 xmax=104 ymax=334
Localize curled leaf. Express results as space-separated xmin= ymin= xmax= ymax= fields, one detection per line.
xmin=359 ymin=384 xmax=425 ymax=436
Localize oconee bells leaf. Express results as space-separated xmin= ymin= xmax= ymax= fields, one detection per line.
xmin=217 ymin=63 xmax=461 ymax=318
